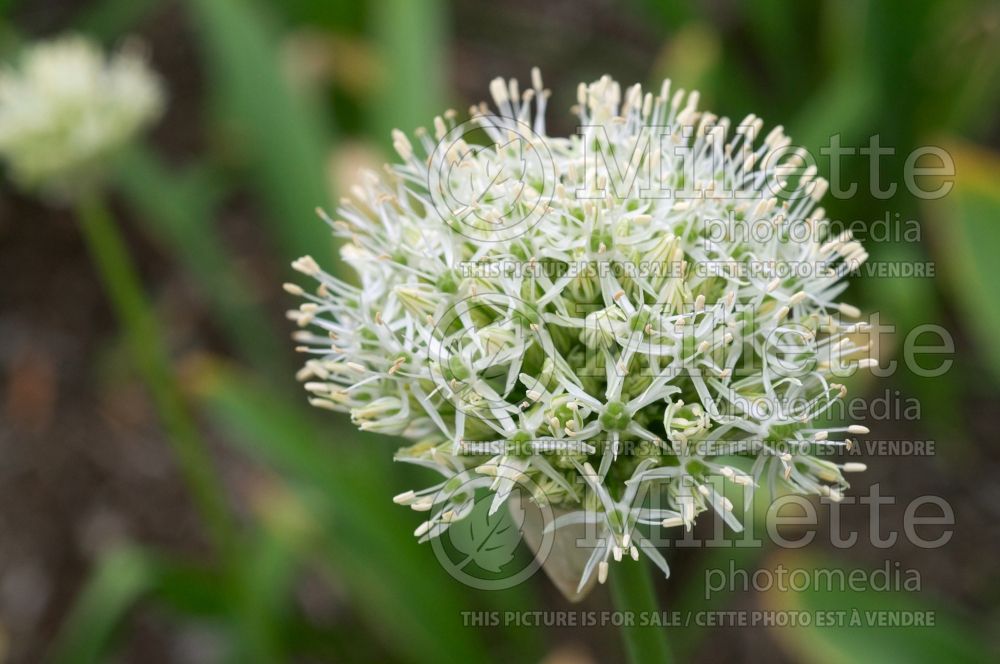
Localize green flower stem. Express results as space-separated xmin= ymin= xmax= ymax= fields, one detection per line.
xmin=609 ymin=559 xmax=672 ymax=663
xmin=76 ymin=193 xmax=236 ymax=560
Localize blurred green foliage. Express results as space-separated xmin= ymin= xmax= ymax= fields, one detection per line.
xmin=761 ymin=553 xmax=994 ymax=664
xmin=185 ymin=0 xmax=334 ymax=260
xmin=929 ymin=142 xmax=1000 ymax=383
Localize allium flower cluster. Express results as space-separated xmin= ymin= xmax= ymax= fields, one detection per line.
xmin=0 ymin=36 xmax=163 ymax=200
xmin=288 ymin=70 xmax=871 ymax=592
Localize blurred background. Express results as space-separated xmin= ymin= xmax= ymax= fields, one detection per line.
xmin=1 ymin=0 xmax=999 ymax=662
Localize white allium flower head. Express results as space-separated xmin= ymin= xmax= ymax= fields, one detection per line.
xmin=0 ymin=35 xmax=163 ymax=200
xmin=289 ymin=69 xmax=871 ymax=592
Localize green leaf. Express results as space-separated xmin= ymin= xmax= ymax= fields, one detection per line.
xmin=790 ymin=0 xmax=878 ymax=152
xmin=762 ymin=551 xmax=994 ymax=664
xmin=858 ymin=240 xmax=970 ymax=457
xmin=51 ymin=541 xmax=296 ymax=664
xmin=183 ymin=0 xmax=334 ymax=260
xmin=227 ymin=529 xmax=299 ymax=663
xmin=113 ymin=146 xmax=289 ymax=378
xmin=927 ymin=141 xmax=1000 ymax=384
xmin=370 ymin=0 xmax=447 ymax=143
xmin=49 ymin=547 xmax=156 ymax=664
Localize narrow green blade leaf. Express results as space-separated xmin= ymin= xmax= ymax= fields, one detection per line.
xmin=183 ymin=0 xmax=334 ymax=260
xmin=928 ymin=141 xmax=1000 ymax=383
xmin=49 ymin=548 xmax=156 ymax=664
xmin=114 ymin=146 xmax=289 ymax=378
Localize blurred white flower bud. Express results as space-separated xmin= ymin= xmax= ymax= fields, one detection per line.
xmin=0 ymin=35 xmax=163 ymax=201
